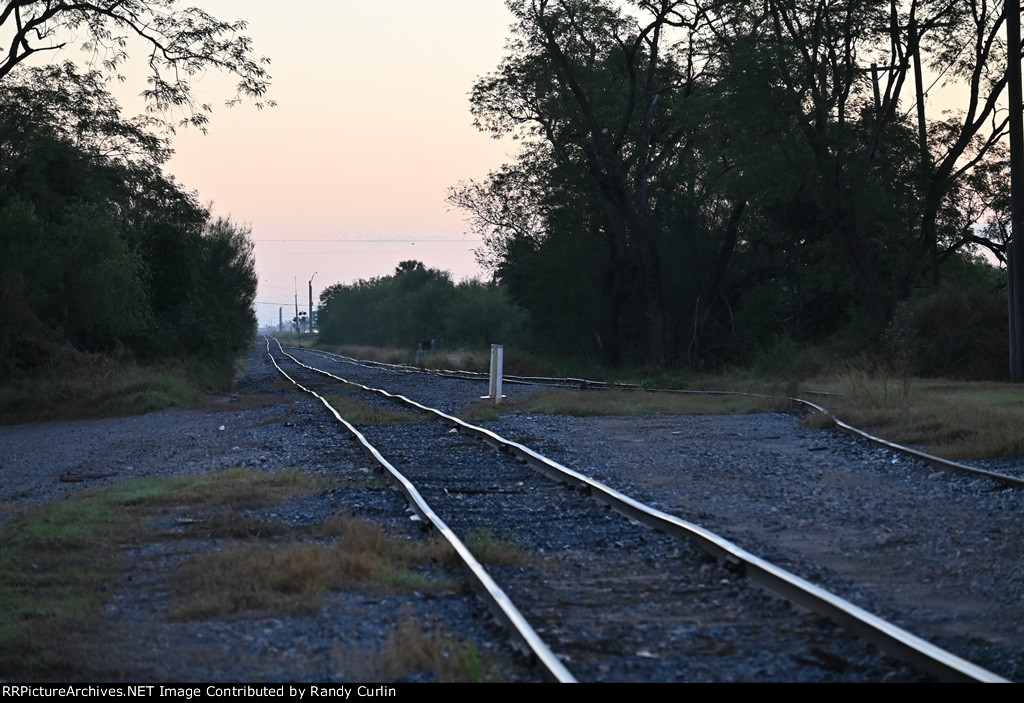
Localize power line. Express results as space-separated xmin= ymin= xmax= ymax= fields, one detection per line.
xmin=254 ymin=238 xmax=483 ymax=243
xmin=257 ymin=248 xmax=479 ymax=255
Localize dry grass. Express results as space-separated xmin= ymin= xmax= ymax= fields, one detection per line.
xmin=173 ymin=514 xmax=459 ymax=620
xmin=325 ymin=395 xmax=425 ymax=425
xmin=0 ymin=468 xmax=348 ymax=678
xmin=144 ymin=467 xmax=329 ymax=512
xmin=804 ymin=372 xmax=1024 ymax=459
xmin=173 ymin=543 xmax=332 ymax=618
xmin=462 ymin=527 xmax=532 ymax=567
xmin=465 ymin=388 xmax=791 ymax=420
xmin=334 ymin=614 xmax=495 ymax=682
xmin=0 ymin=353 xmax=207 ymax=425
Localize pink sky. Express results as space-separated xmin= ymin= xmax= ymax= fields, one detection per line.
xmin=121 ymin=1 xmax=518 ymax=326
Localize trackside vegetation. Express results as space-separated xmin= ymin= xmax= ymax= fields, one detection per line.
xmin=321 ymin=0 xmax=1015 ymax=384
xmin=317 ymin=260 xmax=528 ymax=351
xmin=0 ymin=64 xmax=258 ymax=409
xmin=443 ymin=0 xmax=1014 ymax=379
xmin=0 ymin=468 xmax=495 ymax=681
xmin=0 ymin=0 xmax=272 ymax=414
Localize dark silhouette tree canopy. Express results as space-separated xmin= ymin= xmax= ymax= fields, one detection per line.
xmin=451 ymin=0 xmax=1014 ymax=374
xmin=0 ymin=42 xmax=259 ymax=375
xmin=0 ymin=0 xmax=274 ymax=130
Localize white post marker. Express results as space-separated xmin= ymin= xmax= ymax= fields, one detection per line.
xmin=482 ymin=344 xmax=506 ymax=404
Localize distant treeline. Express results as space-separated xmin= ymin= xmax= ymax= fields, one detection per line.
xmin=0 ymin=63 xmax=257 ymax=378
xmin=317 ymin=261 xmax=526 ymax=351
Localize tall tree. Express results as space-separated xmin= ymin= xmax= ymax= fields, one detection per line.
xmin=693 ymin=0 xmax=1011 ymax=323
xmin=0 ymin=62 xmax=257 ymax=370
xmin=457 ymin=0 xmax=1014 ymax=369
xmin=0 ymin=0 xmax=273 ymax=130
xmin=466 ymin=0 xmax=759 ymax=365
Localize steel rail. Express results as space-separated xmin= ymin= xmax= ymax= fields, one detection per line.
xmin=794 ymin=399 xmax=1024 ymax=489
xmin=305 ymin=348 xmax=628 ymax=389
xmin=275 ymin=340 xmax=1010 ymax=683
xmin=263 ymin=339 xmax=577 ymax=683
xmin=303 ymin=347 xmax=1024 ymax=490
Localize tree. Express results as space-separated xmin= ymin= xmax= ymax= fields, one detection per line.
xmin=709 ymin=0 xmax=1012 ymax=319
xmin=0 ymin=61 xmax=258 ymax=374
xmin=463 ymin=0 xmax=766 ymax=366
xmin=0 ymin=0 xmax=273 ymax=130
xmin=318 ymin=262 xmax=526 ymax=350
xmin=456 ymin=0 xmax=1015 ymax=371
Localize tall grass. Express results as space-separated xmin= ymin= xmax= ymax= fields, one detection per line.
xmin=0 ymin=345 xmax=222 ymax=424
xmin=805 ymin=372 xmax=1024 ymax=459
xmin=316 ymin=343 xmax=1024 ymax=459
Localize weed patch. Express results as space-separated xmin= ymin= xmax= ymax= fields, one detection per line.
xmin=804 ymin=377 xmax=1024 ymax=459
xmin=325 ymin=395 xmax=425 ymax=425
xmin=334 ymin=614 xmax=499 ymax=682
xmin=0 ymin=468 xmax=332 ymax=678
xmin=463 ymin=527 xmax=532 ymax=567
xmin=469 ymin=388 xmax=787 ymax=418
xmin=173 ymin=514 xmax=457 ymax=620
xmin=0 ymin=348 xmax=212 ymax=424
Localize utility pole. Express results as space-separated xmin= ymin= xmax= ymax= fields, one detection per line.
xmin=309 ymin=271 xmax=317 ymax=336
xmin=279 ymin=306 xmax=283 ymax=333
xmin=1008 ymin=0 xmax=1024 ymax=381
xmin=294 ymin=278 xmax=299 ymax=336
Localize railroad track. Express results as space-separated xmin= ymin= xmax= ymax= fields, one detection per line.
xmin=300 ymin=346 xmax=1024 ymax=490
xmin=265 ymin=338 xmax=1013 ymax=682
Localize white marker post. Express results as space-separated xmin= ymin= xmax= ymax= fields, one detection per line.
xmin=481 ymin=344 xmax=505 ymax=404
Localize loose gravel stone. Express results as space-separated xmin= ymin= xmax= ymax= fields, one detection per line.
xmin=1 ymin=342 xmax=1021 ymax=682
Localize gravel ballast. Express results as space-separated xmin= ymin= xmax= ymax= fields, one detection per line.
xmin=0 ymin=342 xmax=1021 ymax=682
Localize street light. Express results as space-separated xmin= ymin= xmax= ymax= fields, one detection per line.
xmin=308 ymin=272 xmax=317 ymax=335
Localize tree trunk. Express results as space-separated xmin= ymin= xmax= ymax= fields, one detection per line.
xmin=1007 ymin=0 xmax=1024 ymax=381
xmin=687 ymin=201 xmax=746 ymax=366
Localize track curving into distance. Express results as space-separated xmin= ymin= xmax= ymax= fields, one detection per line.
xmin=268 ymin=338 xmax=1008 ymax=683
xmin=302 ymin=346 xmax=1024 ymax=490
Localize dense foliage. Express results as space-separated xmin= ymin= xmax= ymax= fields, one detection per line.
xmin=0 ymin=64 xmax=257 ymax=377
xmin=0 ymin=1 xmax=273 ymax=131
xmin=318 ymin=261 xmax=526 ymax=351
xmin=450 ymin=0 xmax=1012 ymax=377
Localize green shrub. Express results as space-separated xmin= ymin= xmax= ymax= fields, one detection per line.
xmin=886 ymin=283 xmax=1007 ymax=380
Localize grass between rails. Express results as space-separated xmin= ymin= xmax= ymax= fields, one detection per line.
xmin=0 ymin=467 xmax=509 ymax=681
xmin=324 ymin=394 xmax=427 ymax=425
xmin=309 ymin=340 xmax=1024 ymax=460
xmin=461 ymin=387 xmax=793 ymax=423
xmin=462 ymin=527 xmax=532 ymax=567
